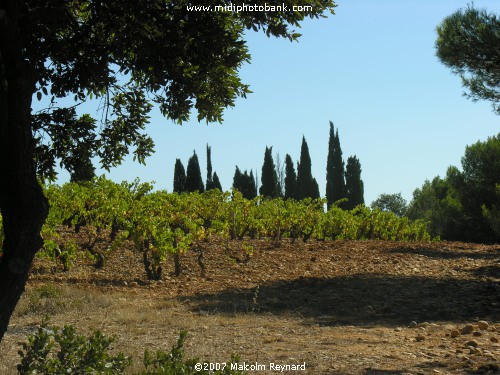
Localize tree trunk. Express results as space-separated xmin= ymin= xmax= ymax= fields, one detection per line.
xmin=0 ymin=4 xmax=50 ymax=342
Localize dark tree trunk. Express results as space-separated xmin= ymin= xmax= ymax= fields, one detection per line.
xmin=0 ymin=4 xmax=50 ymax=342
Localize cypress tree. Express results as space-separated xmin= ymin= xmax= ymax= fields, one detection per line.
xmin=206 ymin=144 xmax=214 ymax=190
xmin=332 ymin=128 xmax=346 ymax=208
xmin=312 ymin=177 xmax=320 ymax=199
xmin=212 ymin=172 xmax=222 ymax=191
xmin=326 ymin=121 xmax=335 ymax=208
xmin=233 ymin=166 xmax=243 ymax=192
xmin=185 ymin=151 xmax=204 ymax=192
xmin=241 ymin=170 xmax=256 ymax=199
xmin=173 ymin=158 xmax=186 ymax=193
xmin=345 ymin=155 xmax=365 ymax=210
xmin=247 ymin=170 xmax=257 ymax=199
xmin=296 ymin=136 xmax=316 ymax=200
xmin=284 ymin=153 xmax=297 ymax=200
xmin=260 ymin=146 xmax=278 ymax=198
xmin=233 ymin=167 xmax=256 ymax=199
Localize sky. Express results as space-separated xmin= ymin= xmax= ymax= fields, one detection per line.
xmin=51 ymin=0 xmax=499 ymax=205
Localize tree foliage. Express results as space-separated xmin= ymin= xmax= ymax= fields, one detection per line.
xmin=233 ymin=167 xmax=257 ymax=200
xmin=408 ymin=134 xmax=500 ymax=242
xmin=173 ymin=159 xmax=187 ymax=193
xmin=326 ymin=123 xmax=346 ymax=208
xmin=185 ymin=152 xmax=204 ymax=193
xmin=205 ymin=144 xmax=222 ymax=191
xmin=259 ymin=146 xmax=278 ymax=198
xmin=212 ymin=172 xmax=223 ymax=192
xmin=407 ymin=174 xmax=465 ymax=240
xmin=296 ymin=137 xmax=319 ymax=200
xmin=371 ymin=193 xmax=407 ymax=217
xmin=206 ymin=145 xmax=214 ymax=191
xmin=325 ymin=121 xmax=336 ymax=208
xmin=345 ymin=155 xmax=364 ymax=210
xmin=284 ymin=154 xmax=297 ymax=200
xmin=436 ymin=5 xmax=500 ymax=114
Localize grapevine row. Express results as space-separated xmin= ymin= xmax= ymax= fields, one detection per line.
xmin=1 ymin=177 xmax=431 ymax=278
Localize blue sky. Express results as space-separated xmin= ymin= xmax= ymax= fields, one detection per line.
xmin=52 ymin=0 xmax=499 ymax=205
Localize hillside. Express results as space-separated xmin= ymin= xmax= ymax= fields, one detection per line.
xmin=0 ymin=238 xmax=499 ymax=374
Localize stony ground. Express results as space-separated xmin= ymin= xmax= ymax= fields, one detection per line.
xmin=0 ymin=234 xmax=499 ymax=374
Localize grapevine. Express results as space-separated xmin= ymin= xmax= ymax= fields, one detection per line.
xmin=36 ymin=177 xmax=431 ymax=278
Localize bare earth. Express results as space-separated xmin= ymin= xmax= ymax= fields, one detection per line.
xmin=1 ymin=235 xmax=499 ymax=374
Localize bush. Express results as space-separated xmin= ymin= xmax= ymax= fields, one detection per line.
xmin=18 ymin=322 xmax=246 ymax=375
xmin=17 ymin=319 xmax=131 ymax=374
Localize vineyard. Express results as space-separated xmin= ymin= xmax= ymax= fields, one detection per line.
xmin=0 ymin=177 xmax=499 ymax=374
xmin=5 ymin=176 xmax=432 ymax=279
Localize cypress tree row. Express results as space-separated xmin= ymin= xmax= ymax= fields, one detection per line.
xmin=296 ymin=137 xmax=317 ymax=200
xmin=284 ymin=153 xmax=297 ymax=200
xmin=259 ymin=146 xmax=278 ymax=198
xmin=173 ymin=159 xmax=186 ymax=193
xmin=185 ymin=151 xmax=205 ymax=193
xmin=170 ymin=122 xmax=363 ymax=204
xmin=345 ymin=155 xmax=365 ymax=210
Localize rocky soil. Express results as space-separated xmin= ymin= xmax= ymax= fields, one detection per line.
xmin=0 ymin=236 xmax=499 ymax=374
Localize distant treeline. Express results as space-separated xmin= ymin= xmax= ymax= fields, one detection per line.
xmin=371 ymin=134 xmax=499 ymax=244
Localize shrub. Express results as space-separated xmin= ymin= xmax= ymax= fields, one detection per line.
xmin=18 ymin=323 xmax=246 ymax=375
xmin=17 ymin=319 xmax=131 ymax=374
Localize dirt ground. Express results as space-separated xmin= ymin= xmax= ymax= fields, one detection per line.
xmin=0 ymin=235 xmax=499 ymax=374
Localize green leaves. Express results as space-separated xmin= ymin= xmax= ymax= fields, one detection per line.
xmin=407 ymin=134 xmax=500 ymax=243
xmin=18 ymin=323 xmax=245 ymax=374
xmin=17 ymin=320 xmax=132 ymax=374
xmin=436 ymin=5 xmax=500 ymax=114
xmin=36 ymin=176 xmax=433 ymax=278
xmin=27 ymin=0 xmax=336 ymax=180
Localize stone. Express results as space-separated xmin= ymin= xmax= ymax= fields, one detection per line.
xmin=465 ymin=340 xmax=478 ymax=348
xmin=473 ymin=331 xmax=482 ymax=337
xmin=490 ymin=336 xmax=498 ymax=343
xmin=415 ymin=334 xmax=426 ymax=342
xmin=461 ymin=324 xmax=474 ymax=335
xmin=477 ymin=321 xmax=489 ymax=330
xmin=450 ymin=330 xmax=460 ymax=338
xmin=409 ymin=321 xmax=418 ymax=328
